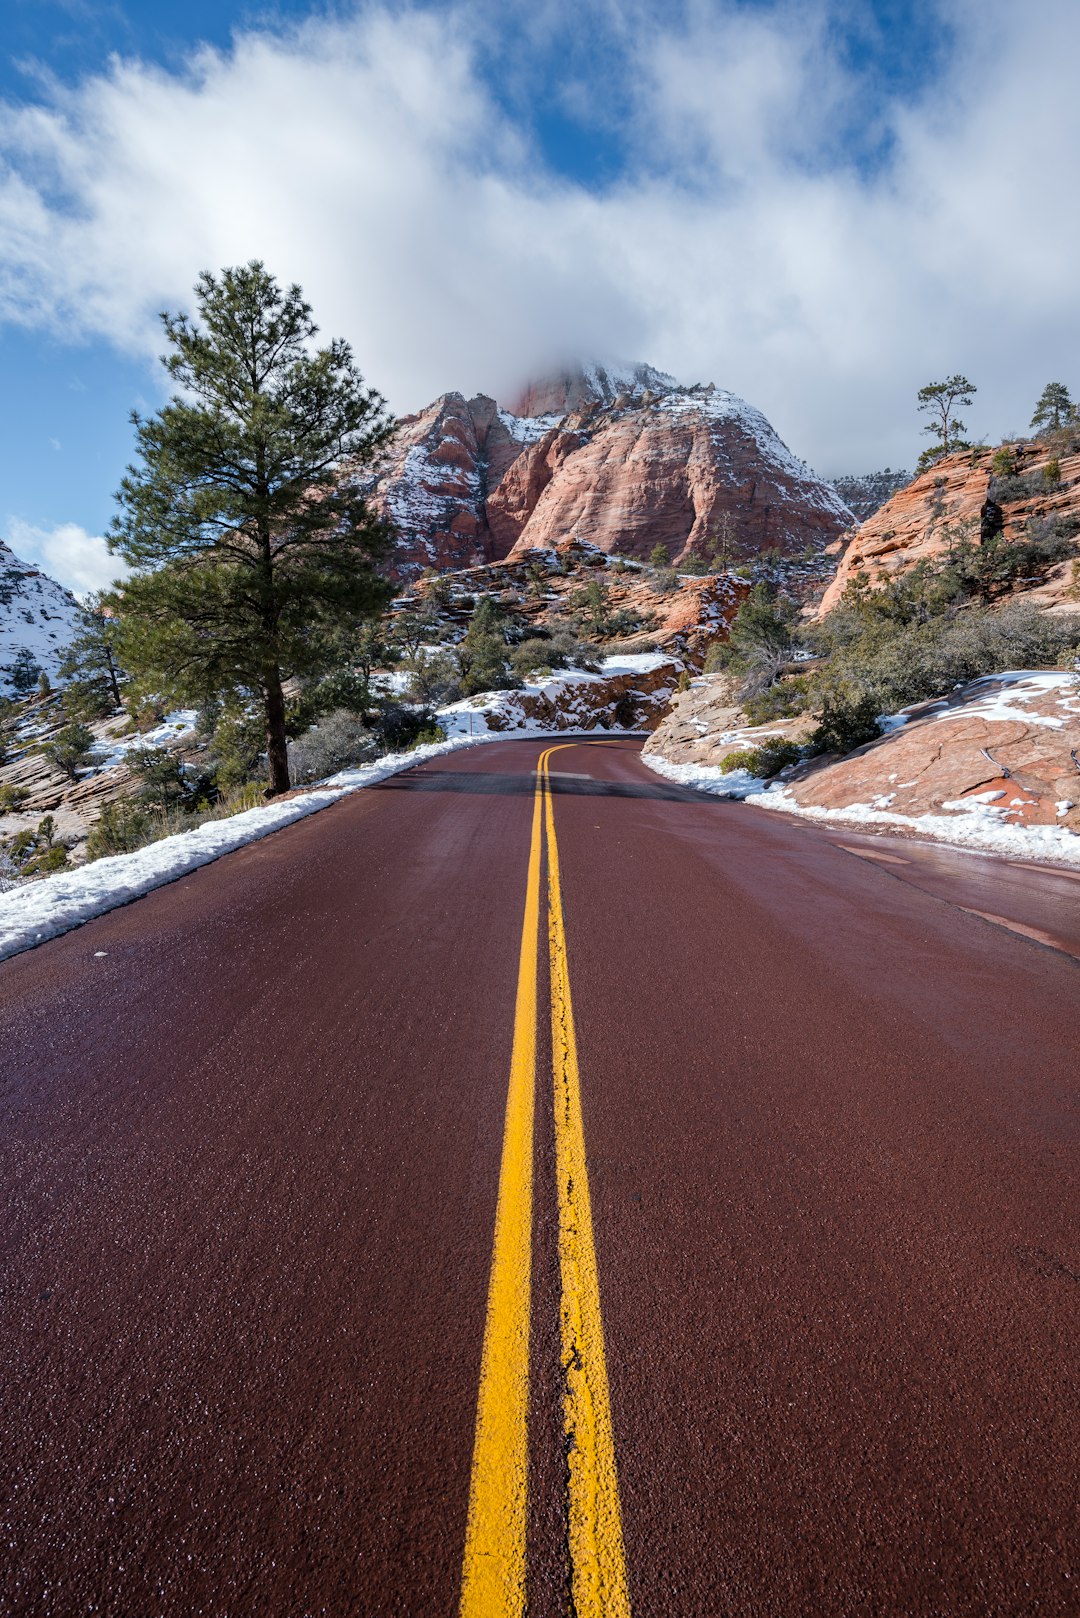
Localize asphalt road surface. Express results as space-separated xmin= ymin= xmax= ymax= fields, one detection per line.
xmin=1 ymin=736 xmax=1078 ymax=1617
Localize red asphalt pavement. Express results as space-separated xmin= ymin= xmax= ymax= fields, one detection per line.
xmin=1 ymin=736 xmax=1078 ymax=1616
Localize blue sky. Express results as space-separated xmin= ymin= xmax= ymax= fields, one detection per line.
xmin=2 ymin=0 xmax=1078 ymax=592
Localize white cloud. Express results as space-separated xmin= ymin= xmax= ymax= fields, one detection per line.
xmin=1 ymin=0 xmax=1079 ymax=475
xmin=6 ymin=518 xmax=127 ymax=596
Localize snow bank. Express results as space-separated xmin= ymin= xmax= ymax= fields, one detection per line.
xmin=0 ymin=725 xmax=636 ymax=962
xmin=641 ymin=752 xmax=1080 ymax=867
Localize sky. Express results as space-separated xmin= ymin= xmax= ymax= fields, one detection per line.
xmin=2 ymin=0 xmax=1079 ymax=593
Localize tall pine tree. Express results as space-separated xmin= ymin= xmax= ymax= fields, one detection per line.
xmin=109 ymin=262 xmax=394 ymax=794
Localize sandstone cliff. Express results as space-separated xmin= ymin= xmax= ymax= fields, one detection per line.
xmin=818 ymin=439 xmax=1080 ymax=617
xmin=366 ymin=363 xmax=852 ymax=578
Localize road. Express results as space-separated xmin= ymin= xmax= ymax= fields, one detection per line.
xmin=1 ymin=736 xmax=1078 ymax=1616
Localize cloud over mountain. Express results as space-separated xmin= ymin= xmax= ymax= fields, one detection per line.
xmin=1 ymin=0 xmax=1078 ymax=474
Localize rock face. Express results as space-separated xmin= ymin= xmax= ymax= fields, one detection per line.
xmin=642 ymin=674 xmax=815 ymax=767
xmin=818 ymin=440 xmax=1080 ymax=617
xmin=0 ymin=539 xmax=81 ymax=696
xmin=367 ymin=363 xmax=853 ymax=577
xmin=442 ymin=654 xmax=680 ymax=737
xmin=784 ymin=673 xmax=1080 ymax=833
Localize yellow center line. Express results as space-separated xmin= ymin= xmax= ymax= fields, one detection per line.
xmin=543 ymin=745 xmax=632 ymax=1617
xmin=459 ymin=775 xmax=543 ymax=1618
xmin=460 ymin=742 xmax=630 ymax=1616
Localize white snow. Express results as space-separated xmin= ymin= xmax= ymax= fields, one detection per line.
xmin=497 ymin=408 xmax=563 ymax=443
xmin=654 ymin=387 xmax=853 ymax=522
xmin=90 ymin=709 xmax=200 ymax=769
xmin=0 ymin=538 xmax=82 ymax=695
xmin=436 ymin=654 xmax=677 ymax=738
xmin=641 ymin=752 xmax=1080 ymax=867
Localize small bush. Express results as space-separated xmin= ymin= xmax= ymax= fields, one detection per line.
xmin=409 ymin=722 xmax=447 ymax=749
xmin=703 ymin=641 xmax=735 ymax=673
xmin=44 ymin=722 xmax=97 ymax=781
xmin=86 ymin=798 xmax=154 ymax=860
xmin=720 ymin=739 xmax=802 ymax=777
xmin=651 ymin=567 xmax=679 ymax=594
xmin=742 ymin=676 xmax=812 ymax=723
xmin=807 ymin=696 xmax=883 ymax=755
xmin=0 ymin=784 xmax=29 ymax=813
xmin=21 ymin=844 xmax=69 ymax=876
xmin=287 ymin=710 xmax=377 ymax=782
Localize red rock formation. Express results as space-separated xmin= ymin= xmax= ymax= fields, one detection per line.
xmin=367 ymin=364 xmax=852 ymax=578
xmin=817 ymin=439 xmax=1080 ymax=617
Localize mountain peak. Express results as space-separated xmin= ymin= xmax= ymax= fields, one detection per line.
xmin=508 ymin=361 xmax=679 ymax=419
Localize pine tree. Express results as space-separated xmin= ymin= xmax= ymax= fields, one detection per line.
xmin=1030 ymin=382 xmax=1073 ymax=434
xmin=7 ymin=648 xmax=41 ymax=696
xmin=108 ymin=262 xmax=394 ymax=794
xmin=916 ymin=375 xmax=976 ymax=471
xmin=59 ymin=593 xmax=125 ymax=715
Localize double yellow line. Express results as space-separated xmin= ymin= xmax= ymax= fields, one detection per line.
xmin=459 ymin=745 xmax=630 ymax=1617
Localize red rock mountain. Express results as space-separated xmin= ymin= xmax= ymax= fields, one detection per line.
xmin=365 ymin=363 xmax=852 ymax=577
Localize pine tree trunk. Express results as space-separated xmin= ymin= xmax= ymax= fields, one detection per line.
xmin=264 ymin=667 xmax=291 ymax=795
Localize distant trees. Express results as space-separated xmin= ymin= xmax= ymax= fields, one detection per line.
xmin=1030 ymin=382 xmax=1074 ymax=434
xmin=7 ymin=648 xmax=41 ymax=696
xmin=108 ymin=261 xmax=394 ymax=796
xmin=916 ymin=375 xmax=976 ymax=471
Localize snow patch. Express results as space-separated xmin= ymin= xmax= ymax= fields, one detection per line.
xmin=0 ymin=729 xmax=614 ymax=961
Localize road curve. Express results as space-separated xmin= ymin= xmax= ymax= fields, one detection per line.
xmin=1 ymin=736 xmax=1078 ymax=1616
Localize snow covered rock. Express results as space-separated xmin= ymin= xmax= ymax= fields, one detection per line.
xmin=0 ymin=538 xmax=81 ymax=696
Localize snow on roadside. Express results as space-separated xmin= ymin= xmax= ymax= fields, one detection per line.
xmin=0 ymin=727 xmax=620 ymax=962
xmin=641 ymin=752 xmax=1080 ymax=867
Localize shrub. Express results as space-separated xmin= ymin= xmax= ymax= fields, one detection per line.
xmin=86 ymin=798 xmax=154 ymax=860
xmin=210 ymin=705 xmax=265 ymax=790
xmin=742 ymin=676 xmax=812 ymax=723
xmin=44 ymin=722 xmax=97 ymax=781
xmin=807 ymin=695 xmax=883 ymax=755
xmin=21 ymin=844 xmax=69 ymax=876
xmin=720 ymin=739 xmax=802 ymax=777
xmin=0 ymin=784 xmax=29 ymax=813
xmin=652 ymin=567 xmax=679 ymax=594
xmin=409 ymin=722 xmax=447 ymax=748
xmin=126 ymin=746 xmax=193 ymax=813
xmin=286 ymin=709 xmax=377 ymax=782
xmin=703 ymin=641 xmax=735 ymax=673
xmin=376 ymin=703 xmax=440 ymax=752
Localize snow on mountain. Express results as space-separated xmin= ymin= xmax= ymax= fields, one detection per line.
xmin=369 ymin=362 xmax=854 ymax=577
xmin=0 ymin=538 xmax=82 ymax=696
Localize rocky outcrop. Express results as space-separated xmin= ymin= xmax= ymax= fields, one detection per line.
xmin=783 ymin=673 xmax=1080 ymax=832
xmin=818 ymin=440 xmax=1080 ymax=617
xmin=404 ymin=535 xmax=748 ymax=669
xmin=642 ymin=674 xmax=816 ymax=767
xmin=0 ymin=538 xmax=81 ymax=696
xmin=442 ymin=654 xmax=680 ymax=736
xmin=367 ymin=363 xmax=853 ymax=578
